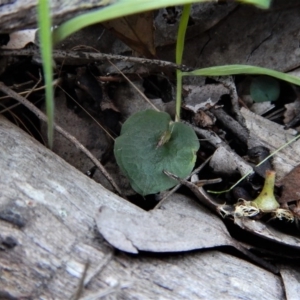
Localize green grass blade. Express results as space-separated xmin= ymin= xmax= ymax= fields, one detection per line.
xmin=175 ymin=4 xmax=191 ymax=122
xmin=176 ymin=4 xmax=191 ymax=65
xmin=183 ymin=65 xmax=300 ymax=86
xmin=38 ymin=0 xmax=54 ymax=147
xmin=52 ymin=0 xmax=271 ymax=44
xmin=239 ymin=0 xmax=270 ymax=8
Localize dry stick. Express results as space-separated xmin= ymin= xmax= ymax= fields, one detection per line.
xmin=210 ymin=107 xmax=249 ymax=146
xmin=0 ymin=104 xmax=36 ymax=141
xmin=0 ymin=79 xmax=61 ymax=101
xmin=154 ymin=155 xmax=214 ymax=210
xmin=214 ymin=76 xmax=245 ymax=126
xmin=0 ymin=82 xmax=122 ymax=196
xmin=80 ymin=283 xmax=121 ymax=300
xmin=0 ymin=49 xmax=192 ymax=72
xmin=24 ymin=69 xmax=42 ymax=99
xmin=182 ymin=121 xmax=232 ymax=150
xmin=70 ymin=261 xmax=89 ymax=300
xmin=83 ymin=251 xmax=113 ymax=287
xmin=71 ymin=251 xmax=114 ymax=300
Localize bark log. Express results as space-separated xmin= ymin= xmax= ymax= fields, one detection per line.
xmin=0 ymin=116 xmax=284 ymax=299
xmin=0 ymin=0 xmax=108 ymax=33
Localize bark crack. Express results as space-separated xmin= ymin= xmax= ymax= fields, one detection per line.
xmin=246 ymin=12 xmax=281 ymax=62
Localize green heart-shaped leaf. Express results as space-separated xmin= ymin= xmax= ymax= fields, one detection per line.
xmin=114 ymin=110 xmax=200 ymax=196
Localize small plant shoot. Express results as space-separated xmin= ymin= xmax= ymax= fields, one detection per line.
xmin=114 ymin=110 xmax=200 ymax=196
xmin=156 ymin=121 xmax=174 ymax=149
xmin=234 ymin=170 xmax=280 ymax=218
xmin=249 ymin=170 xmax=279 ymax=212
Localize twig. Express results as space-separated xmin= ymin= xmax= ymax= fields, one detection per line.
xmin=0 ymin=79 xmax=60 ymax=101
xmin=0 ymin=48 xmax=192 ymax=72
xmin=70 ymin=261 xmax=89 ymax=300
xmin=23 ymin=69 xmax=43 ymax=99
xmin=210 ymin=107 xmax=249 ymax=146
xmin=162 ymin=170 xmax=223 ymax=212
xmin=70 ymin=251 xmax=114 ymax=300
xmin=80 ymin=283 xmax=121 ymax=300
xmin=0 ymin=82 xmax=122 ymax=195
xmin=83 ymin=251 xmax=113 ymax=287
xmin=214 ymin=76 xmax=245 ymax=126
xmin=153 ymin=155 xmax=213 ymax=210
xmin=182 ymin=121 xmax=232 ymax=150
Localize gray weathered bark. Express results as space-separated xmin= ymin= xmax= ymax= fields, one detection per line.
xmin=0 ymin=116 xmax=284 ymax=299
xmin=0 ymin=0 xmax=110 ymax=32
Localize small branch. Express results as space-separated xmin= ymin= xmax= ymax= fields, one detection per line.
xmin=210 ymin=107 xmax=249 ymax=146
xmin=0 ymin=48 xmax=192 ymax=72
xmin=0 ymin=82 xmax=122 ymax=196
xmin=154 ymin=155 xmax=213 ymax=210
xmin=83 ymin=251 xmax=113 ymax=287
xmin=213 ymin=76 xmax=245 ymax=126
xmin=182 ymin=121 xmax=232 ymax=150
xmin=162 ymin=170 xmax=223 ymax=213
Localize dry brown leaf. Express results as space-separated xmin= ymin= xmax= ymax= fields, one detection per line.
xmin=96 ymin=206 xmax=231 ymax=254
xmin=234 ymin=217 xmax=300 ymax=249
xmin=280 ymin=265 xmax=300 ymax=300
xmin=278 ymin=164 xmax=300 ymax=204
xmin=95 ymin=193 xmax=279 ymax=272
xmin=283 ymin=100 xmax=300 ymax=125
xmin=103 ymin=12 xmax=155 ymax=58
xmin=183 ymin=84 xmax=229 ymax=112
xmin=96 ymin=194 xmax=234 ymax=254
xmin=1 ymin=29 xmax=37 ymax=49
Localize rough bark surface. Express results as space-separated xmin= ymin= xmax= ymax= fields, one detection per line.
xmin=0 ymin=116 xmax=284 ymax=299
xmin=0 ymin=0 xmax=109 ymax=32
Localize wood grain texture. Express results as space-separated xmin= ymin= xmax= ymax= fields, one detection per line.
xmin=0 ymin=0 xmax=110 ymax=32
xmin=0 ymin=115 xmax=284 ymax=299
